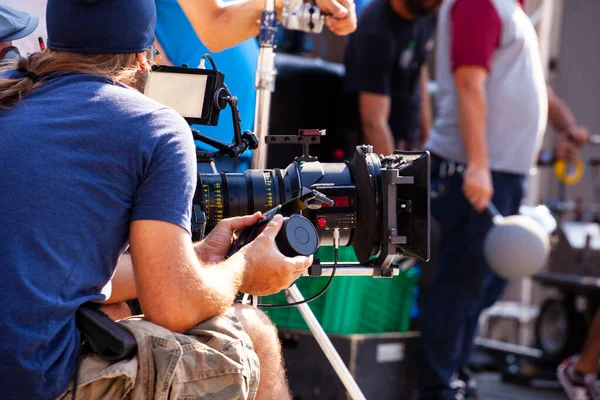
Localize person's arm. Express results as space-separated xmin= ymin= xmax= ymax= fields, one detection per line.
xmin=548 ymin=86 xmax=576 ymax=134
xmin=547 ymin=85 xmax=589 ymax=148
xmin=359 ymin=93 xmax=394 ymax=155
xmin=346 ymin=30 xmax=395 ymax=155
xmin=455 ymin=67 xmax=492 ymax=211
xmin=130 ymin=214 xmax=311 ymax=333
xmin=357 ymin=91 xmax=394 ymax=156
xmin=178 ymin=0 xmax=356 ymax=52
xmin=450 ymin=0 xmax=502 ymax=211
xmin=419 ymin=65 xmax=432 ymax=148
xmin=124 ymin=109 xmax=311 ymax=333
xmin=105 ymin=211 xmax=258 ymax=305
xmin=104 ymin=254 xmax=136 ymax=304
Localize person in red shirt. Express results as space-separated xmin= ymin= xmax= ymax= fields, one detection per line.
xmin=420 ymin=1 xmax=589 ymax=399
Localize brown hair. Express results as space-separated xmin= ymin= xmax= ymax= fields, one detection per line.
xmin=0 ymin=49 xmax=151 ymax=109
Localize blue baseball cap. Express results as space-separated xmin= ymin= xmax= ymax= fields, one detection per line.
xmin=0 ymin=5 xmax=39 ymax=42
xmin=46 ymin=0 xmax=156 ymax=54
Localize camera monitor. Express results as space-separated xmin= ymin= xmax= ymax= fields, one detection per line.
xmin=145 ymin=65 xmax=225 ymax=126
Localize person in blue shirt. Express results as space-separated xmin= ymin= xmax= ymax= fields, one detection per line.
xmin=155 ymin=0 xmax=358 ymax=172
xmin=0 ymin=1 xmax=312 ymax=399
xmin=154 ymin=0 xmax=260 ymax=172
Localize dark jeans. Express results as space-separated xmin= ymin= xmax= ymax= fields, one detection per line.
xmin=419 ymin=156 xmax=525 ymax=400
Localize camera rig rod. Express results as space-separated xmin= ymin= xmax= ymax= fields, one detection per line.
xmin=252 ymin=0 xmax=278 ymax=170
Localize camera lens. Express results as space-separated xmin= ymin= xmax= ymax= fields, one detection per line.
xmin=196 ymin=153 xmax=378 ymax=262
xmin=198 ymin=169 xmax=295 ymax=229
xmin=195 ymin=146 xmax=430 ymax=266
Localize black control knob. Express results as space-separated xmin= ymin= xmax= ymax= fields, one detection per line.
xmin=275 ymin=215 xmax=319 ymax=257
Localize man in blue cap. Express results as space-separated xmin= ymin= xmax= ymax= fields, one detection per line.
xmin=0 ymin=1 xmax=312 ymax=399
xmin=0 ymin=5 xmax=39 ymax=61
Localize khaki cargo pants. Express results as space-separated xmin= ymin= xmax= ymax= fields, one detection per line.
xmin=57 ymin=308 xmax=260 ymax=400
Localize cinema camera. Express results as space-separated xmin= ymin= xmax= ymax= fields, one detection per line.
xmin=145 ymin=57 xmax=431 ymax=279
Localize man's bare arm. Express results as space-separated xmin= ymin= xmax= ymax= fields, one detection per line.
xmin=178 ymin=0 xmax=265 ymax=52
xmin=128 ymin=215 xmax=311 ymax=333
xmin=419 ymin=65 xmax=432 ymax=148
xmin=104 ymin=254 xmax=137 ymax=304
xmin=548 ymin=85 xmax=576 ymax=134
xmin=454 ymin=66 xmax=492 ymax=212
xmin=129 ymin=220 xmax=246 ymax=332
xmin=359 ymin=92 xmax=394 ymax=155
xmin=547 ymin=85 xmax=589 ymax=146
xmin=178 ymin=0 xmax=356 ymax=52
xmin=104 ymin=215 xmax=257 ymax=305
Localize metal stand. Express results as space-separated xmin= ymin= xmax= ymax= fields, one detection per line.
xmin=252 ymin=0 xmax=278 ymax=170
xmin=252 ymin=3 xmax=365 ymax=397
xmin=284 ymin=284 xmax=367 ymax=400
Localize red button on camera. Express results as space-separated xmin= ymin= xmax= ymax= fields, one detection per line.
xmin=317 ymin=217 xmax=327 ymax=228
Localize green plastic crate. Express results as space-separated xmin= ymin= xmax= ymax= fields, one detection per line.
xmin=321 ymin=269 xmax=419 ymax=334
xmin=263 ymin=261 xmax=419 ymax=334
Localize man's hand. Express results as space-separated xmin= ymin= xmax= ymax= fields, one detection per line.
xmin=195 ymin=212 xmax=263 ymax=263
xmin=554 ymin=135 xmax=578 ymax=161
xmin=566 ymin=125 xmax=590 ymax=147
xmin=317 ymin=0 xmax=357 ymax=36
xmin=463 ymin=165 xmax=493 ymax=213
xmin=237 ymin=214 xmax=313 ymax=296
xmin=553 ymin=126 xmax=589 ymax=162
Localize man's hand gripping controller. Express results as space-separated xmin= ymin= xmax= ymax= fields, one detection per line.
xmin=227 ymin=188 xmax=334 ymax=258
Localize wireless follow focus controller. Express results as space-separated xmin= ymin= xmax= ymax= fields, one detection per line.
xmin=227 ymin=188 xmax=334 ymax=258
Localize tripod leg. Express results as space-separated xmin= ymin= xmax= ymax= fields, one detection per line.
xmin=284 ymin=284 xmax=367 ymax=400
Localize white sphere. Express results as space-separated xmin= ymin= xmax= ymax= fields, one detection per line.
xmin=484 ymin=215 xmax=550 ymax=280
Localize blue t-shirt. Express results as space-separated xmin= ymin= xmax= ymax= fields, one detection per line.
xmin=155 ymin=0 xmax=258 ymax=164
xmin=0 ymin=70 xmax=196 ymax=399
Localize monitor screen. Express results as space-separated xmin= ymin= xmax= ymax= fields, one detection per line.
xmin=145 ymin=71 xmax=208 ymax=119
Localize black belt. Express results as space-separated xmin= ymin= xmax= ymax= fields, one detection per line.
xmin=430 ymin=152 xmax=465 ymax=179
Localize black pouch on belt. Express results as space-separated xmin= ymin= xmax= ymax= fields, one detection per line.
xmin=75 ymin=302 xmax=137 ymax=362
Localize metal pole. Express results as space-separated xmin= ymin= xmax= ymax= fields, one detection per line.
xmin=515 ymin=0 xmax=558 ymax=346
xmin=252 ymin=0 xmax=278 ymax=170
xmin=285 ymin=284 xmax=367 ymax=400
